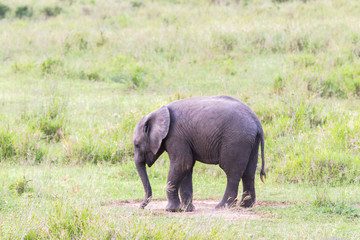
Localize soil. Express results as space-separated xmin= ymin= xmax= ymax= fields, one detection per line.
xmin=103 ymin=199 xmax=293 ymax=220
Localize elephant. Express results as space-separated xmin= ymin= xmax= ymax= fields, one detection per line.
xmin=133 ymin=95 xmax=265 ymax=212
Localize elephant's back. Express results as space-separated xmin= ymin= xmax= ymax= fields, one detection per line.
xmin=166 ymin=96 xmax=259 ymax=164
xmin=167 ymin=95 xmax=257 ymax=124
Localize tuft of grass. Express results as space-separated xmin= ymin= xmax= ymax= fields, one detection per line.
xmin=0 ymin=127 xmax=16 ymax=161
xmin=79 ymin=70 xmax=102 ymax=81
xmin=41 ymin=58 xmax=63 ymax=75
xmin=21 ymin=89 xmax=68 ymax=143
xmin=273 ymin=74 xmax=285 ymax=93
xmin=47 ymin=202 xmax=98 ymax=239
xmin=9 ymin=176 xmax=31 ymax=195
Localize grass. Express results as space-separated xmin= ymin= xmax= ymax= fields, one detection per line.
xmin=1 ymin=0 xmax=360 ymax=238
xmin=0 ymin=164 xmax=359 ymax=239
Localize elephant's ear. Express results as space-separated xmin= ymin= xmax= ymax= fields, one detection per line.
xmin=147 ymin=106 xmax=170 ymax=155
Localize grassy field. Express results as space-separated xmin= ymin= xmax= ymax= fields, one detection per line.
xmin=1 ymin=0 xmax=360 ymax=239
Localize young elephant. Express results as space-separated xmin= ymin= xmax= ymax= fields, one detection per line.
xmin=133 ymin=95 xmax=265 ymax=212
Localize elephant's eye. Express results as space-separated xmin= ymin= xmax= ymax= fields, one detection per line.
xmin=135 ymin=143 xmax=140 ymax=149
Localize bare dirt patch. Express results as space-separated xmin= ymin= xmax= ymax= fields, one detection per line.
xmin=103 ymin=199 xmax=293 ymax=220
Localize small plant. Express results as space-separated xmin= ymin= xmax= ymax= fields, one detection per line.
xmin=41 ymin=58 xmax=63 ymax=75
xmin=15 ymin=6 xmax=33 ymax=19
xmin=96 ymin=31 xmax=108 ymax=47
xmin=9 ymin=176 xmax=31 ymax=195
xmin=273 ymin=75 xmax=285 ymax=93
xmin=0 ymin=128 xmax=16 ymax=161
xmin=79 ymin=37 xmax=88 ymax=50
xmin=0 ymin=3 xmax=10 ymax=18
xmin=25 ymin=90 xmax=67 ymax=143
xmin=42 ymin=6 xmax=62 ymax=17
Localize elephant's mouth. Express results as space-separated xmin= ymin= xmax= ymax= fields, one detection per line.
xmin=145 ymin=152 xmax=155 ymax=167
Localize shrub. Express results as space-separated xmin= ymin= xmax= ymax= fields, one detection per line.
xmin=42 ymin=6 xmax=62 ymax=17
xmin=0 ymin=3 xmax=10 ymax=18
xmin=15 ymin=6 xmax=33 ymax=19
xmin=131 ymin=1 xmax=144 ymax=8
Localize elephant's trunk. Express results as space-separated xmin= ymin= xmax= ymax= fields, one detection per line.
xmin=136 ymin=161 xmax=152 ymax=209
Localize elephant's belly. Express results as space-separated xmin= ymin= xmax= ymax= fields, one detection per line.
xmin=196 ymin=158 xmax=219 ymax=165
xmin=193 ymin=151 xmax=220 ymax=165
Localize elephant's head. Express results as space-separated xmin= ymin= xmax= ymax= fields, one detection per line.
xmin=133 ymin=106 xmax=170 ymax=209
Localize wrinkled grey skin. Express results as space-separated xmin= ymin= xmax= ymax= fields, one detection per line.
xmin=133 ymin=95 xmax=266 ymax=212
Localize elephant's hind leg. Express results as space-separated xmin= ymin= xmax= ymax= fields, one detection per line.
xmin=216 ymin=142 xmax=251 ymax=209
xmin=215 ymin=173 xmax=242 ymax=209
xmin=240 ymin=139 xmax=259 ymax=208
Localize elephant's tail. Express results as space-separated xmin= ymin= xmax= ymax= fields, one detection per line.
xmin=259 ymin=128 xmax=266 ymax=184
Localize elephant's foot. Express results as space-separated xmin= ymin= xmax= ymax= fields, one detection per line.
xmin=166 ymin=201 xmax=181 ymax=212
xmin=240 ymin=194 xmax=255 ymax=208
xmin=215 ymin=199 xmax=237 ymax=209
xmin=181 ymin=202 xmax=195 ymax=212
xmin=215 ymin=202 xmax=225 ymax=209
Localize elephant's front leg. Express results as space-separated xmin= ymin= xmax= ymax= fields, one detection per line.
xmin=179 ymin=166 xmax=195 ymax=212
xmin=166 ymin=150 xmax=194 ymax=212
xmin=166 ymin=165 xmax=184 ymax=212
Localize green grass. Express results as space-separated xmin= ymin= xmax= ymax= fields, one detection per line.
xmin=0 ymin=164 xmax=359 ymax=239
xmin=1 ymin=0 xmax=360 ymax=238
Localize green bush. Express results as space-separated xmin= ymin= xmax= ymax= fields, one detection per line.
xmin=0 ymin=3 xmax=10 ymax=18
xmin=41 ymin=6 xmax=62 ymax=17
xmin=15 ymin=6 xmax=33 ymax=19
